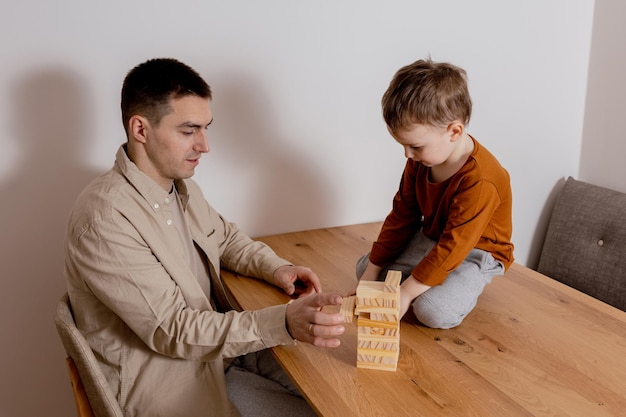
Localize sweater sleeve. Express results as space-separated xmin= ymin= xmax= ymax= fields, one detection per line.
xmin=370 ymin=160 xmax=423 ymax=266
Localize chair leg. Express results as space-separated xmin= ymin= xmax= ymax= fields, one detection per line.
xmin=65 ymin=357 xmax=96 ymax=417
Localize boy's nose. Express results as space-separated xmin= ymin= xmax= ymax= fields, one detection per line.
xmin=404 ymin=147 xmax=417 ymax=161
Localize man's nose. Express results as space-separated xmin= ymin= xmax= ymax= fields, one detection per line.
xmin=195 ymin=131 xmax=209 ymax=153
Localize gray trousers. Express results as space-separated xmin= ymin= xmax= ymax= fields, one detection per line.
xmin=356 ymin=232 xmax=503 ymax=329
xmin=225 ymin=350 xmax=316 ymax=417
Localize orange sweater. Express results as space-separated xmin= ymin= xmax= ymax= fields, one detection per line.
xmin=370 ymin=138 xmax=514 ymax=286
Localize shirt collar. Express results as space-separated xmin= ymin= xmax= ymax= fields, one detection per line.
xmin=114 ymin=144 xmax=190 ymax=208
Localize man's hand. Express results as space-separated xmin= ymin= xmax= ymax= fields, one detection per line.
xmin=286 ymin=293 xmax=345 ymax=347
xmin=273 ymin=265 xmax=321 ymax=297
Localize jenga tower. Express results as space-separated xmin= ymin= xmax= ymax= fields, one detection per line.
xmin=340 ymin=270 xmax=401 ymax=371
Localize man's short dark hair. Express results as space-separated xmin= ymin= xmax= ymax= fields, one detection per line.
xmin=121 ymin=58 xmax=212 ymax=135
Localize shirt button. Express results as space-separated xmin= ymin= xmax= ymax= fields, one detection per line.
xmin=164 ymin=197 xmax=171 ymax=204
xmin=597 ymin=239 xmax=604 ymax=247
xmin=166 ymin=219 xmax=173 ymax=226
xmin=153 ymin=203 xmax=160 ymax=209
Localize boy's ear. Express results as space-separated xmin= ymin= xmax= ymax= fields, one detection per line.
xmin=447 ymin=121 xmax=464 ymax=142
xmin=128 ymin=115 xmax=150 ymax=144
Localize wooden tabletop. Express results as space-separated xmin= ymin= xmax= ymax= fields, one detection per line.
xmin=221 ymin=222 xmax=626 ymax=417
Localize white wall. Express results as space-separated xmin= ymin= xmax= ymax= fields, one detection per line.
xmin=0 ymin=1 xmax=595 ymax=416
xmin=580 ymin=0 xmax=626 ymax=192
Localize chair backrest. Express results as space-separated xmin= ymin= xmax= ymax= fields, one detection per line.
xmin=537 ymin=177 xmax=626 ymax=311
xmin=54 ymin=293 xmax=124 ymax=417
xmin=66 ymin=355 xmax=96 ymax=417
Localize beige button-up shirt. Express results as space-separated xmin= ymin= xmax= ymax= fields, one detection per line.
xmin=65 ymin=145 xmax=296 ymax=417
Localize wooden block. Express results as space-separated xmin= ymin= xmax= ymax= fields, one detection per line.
xmin=357 ymin=347 xmax=399 ymax=358
xmin=357 ymin=339 xmax=399 ymax=352
xmin=357 ymin=316 xmax=398 ymax=330
xmin=369 ymin=312 xmax=399 ymax=323
xmin=384 ymin=270 xmax=402 ymax=291
xmin=358 ymin=329 xmax=399 ymax=339
xmin=356 ymin=361 xmax=398 ymax=371
xmin=356 ymin=282 xmax=387 ymax=298
xmin=356 ymin=308 xmax=398 ymax=322
xmin=356 ymin=291 xmax=398 ymax=304
xmin=357 ymin=353 xmax=399 ymax=371
xmin=340 ymin=295 xmax=357 ymax=323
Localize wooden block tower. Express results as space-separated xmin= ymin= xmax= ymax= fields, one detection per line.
xmin=340 ymin=270 xmax=401 ymax=371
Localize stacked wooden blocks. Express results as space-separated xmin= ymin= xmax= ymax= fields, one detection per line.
xmin=340 ymin=270 xmax=401 ymax=371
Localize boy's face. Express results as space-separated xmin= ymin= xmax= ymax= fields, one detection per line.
xmin=390 ymin=123 xmax=457 ymax=167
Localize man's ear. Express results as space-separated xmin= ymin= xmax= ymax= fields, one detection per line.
xmin=447 ymin=121 xmax=465 ymax=142
xmin=128 ymin=115 xmax=150 ymax=144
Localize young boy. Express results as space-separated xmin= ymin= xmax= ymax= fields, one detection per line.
xmin=356 ymin=58 xmax=514 ymax=329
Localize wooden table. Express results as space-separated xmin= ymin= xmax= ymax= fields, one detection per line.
xmin=221 ymin=222 xmax=626 ymax=417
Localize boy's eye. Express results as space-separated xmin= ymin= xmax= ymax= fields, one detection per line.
xmin=182 ymin=130 xmax=194 ymax=136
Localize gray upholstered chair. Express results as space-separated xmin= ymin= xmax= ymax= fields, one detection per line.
xmin=537 ymin=177 xmax=626 ymax=311
xmin=54 ymin=293 xmax=124 ymax=417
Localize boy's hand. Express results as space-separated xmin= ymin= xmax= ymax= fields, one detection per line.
xmin=400 ymin=276 xmax=431 ymax=318
xmin=347 ymin=260 xmax=384 ymax=295
xmin=360 ymin=261 xmax=382 ymax=282
xmin=399 ymin=289 xmax=414 ymax=318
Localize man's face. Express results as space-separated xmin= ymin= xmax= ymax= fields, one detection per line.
xmin=390 ymin=123 xmax=455 ymax=167
xmin=142 ymin=95 xmax=213 ymax=190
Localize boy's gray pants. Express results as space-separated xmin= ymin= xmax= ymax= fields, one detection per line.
xmin=356 ymin=231 xmax=504 ymax=329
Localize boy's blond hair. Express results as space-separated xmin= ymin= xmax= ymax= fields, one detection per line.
xmin=382 ymin=58 xmax=472 ymax=133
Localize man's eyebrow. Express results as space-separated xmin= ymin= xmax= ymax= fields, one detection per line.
xmin=178 ymin=119 xmax=213 ymax=129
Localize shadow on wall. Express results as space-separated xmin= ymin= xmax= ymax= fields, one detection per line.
xmin=0 ymin=68 xmax=101 ymax=417
xmin=526 ymin=177 xmax=567 ymax=269
xmin=208 ymin=72 xmax=336 ymax=237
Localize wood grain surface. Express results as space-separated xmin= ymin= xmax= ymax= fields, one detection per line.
xmin=222 ymin=223 xmax=626 ymax=417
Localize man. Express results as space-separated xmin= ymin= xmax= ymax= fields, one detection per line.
xmin=65 ymin=58 xmax=345 ymax=417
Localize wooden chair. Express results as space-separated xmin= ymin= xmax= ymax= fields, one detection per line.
xmin=54 ymin=293 xmax=124 ymax=417
xmin=537 ymin=177 xmax=626 ymax=311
